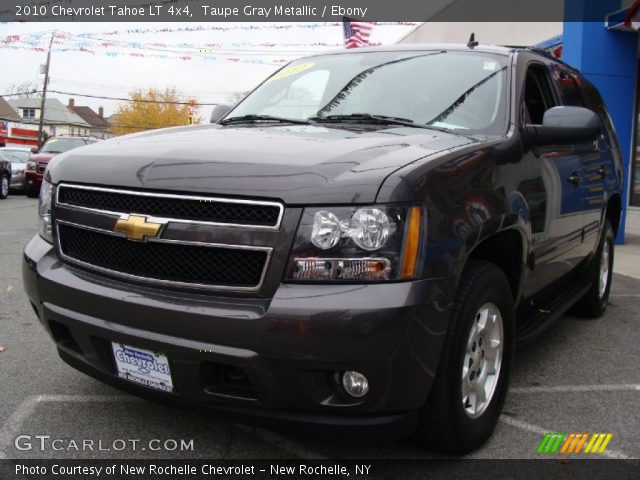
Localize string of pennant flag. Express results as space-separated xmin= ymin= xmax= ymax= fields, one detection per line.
xmin=3 ymin=31 xmax=365 ymax=51
xmin=1 ymin=43 xmax=292 ymax=65
xmin=72 ymin=22 xmax=417 ymax=36
xmin=0 ymin=22 xmax=415 ymax=65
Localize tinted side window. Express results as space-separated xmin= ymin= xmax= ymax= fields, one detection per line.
xmin=551 ymin=66 xmax=584 ymax=107
xmin=524 ymin=64 xmax=556 ymax=124
xmin=577 ymin=77 xmax=607 ymax=118
xmin=577 ymin=76 xmax=623 ymax=159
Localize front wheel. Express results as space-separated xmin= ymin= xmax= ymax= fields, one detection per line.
xmin=416 ymin=260 xmax=515 ymax=454
xmin=570 ymin=219 xmax=615 ymax=318
xmin=26 ymin=185 xmax=39 ymax=198
xmin=0 ymin=174 xmax=9 ymax=199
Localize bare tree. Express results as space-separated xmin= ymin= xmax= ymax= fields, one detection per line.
xmin=5 ymin=81 xmax=39 ymax=98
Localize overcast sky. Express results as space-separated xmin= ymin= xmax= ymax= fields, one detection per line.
xmin=0 ymin=22 xmax=416 ymax=120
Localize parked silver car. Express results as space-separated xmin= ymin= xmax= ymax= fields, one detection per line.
xmin=0 ymin=147 xmax=31 ymax=192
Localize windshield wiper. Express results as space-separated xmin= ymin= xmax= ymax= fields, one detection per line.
xmin=309 ymin=113 xmax=449 ymax=131
xmin=219 ymin=114 xmax=311 ymax=125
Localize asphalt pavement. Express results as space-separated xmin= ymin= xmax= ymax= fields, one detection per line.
xmin=1 ymin=194 xmax=639 ymax=461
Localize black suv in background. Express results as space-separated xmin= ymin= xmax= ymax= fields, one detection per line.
xmin=23 ymin=45 xmax=622 ymax=453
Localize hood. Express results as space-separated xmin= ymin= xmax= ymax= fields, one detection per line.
xmin=31 ymin=152 xmax=57 ymax=163
xmin=48 ymin=123 xmax=477 ymax=204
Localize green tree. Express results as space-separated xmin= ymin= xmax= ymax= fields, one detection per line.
xmin=112 ymin=87 xmax=201 ymax=135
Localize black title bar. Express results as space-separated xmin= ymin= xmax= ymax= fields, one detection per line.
xmin=0 ymin=0 xmax=624 ymax=22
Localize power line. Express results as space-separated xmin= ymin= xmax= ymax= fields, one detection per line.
xmin=48 ymin=78 xmax=240 ymax=96
xmin=3 ymin=90 xmax=234 ymax=106
xmin=0 ymin=77 xmax=240 ymax=99
xmin=47 ymin=90 xmax=230 ymax=105
xmin=0 ymin=91 xmax=39 ymax=97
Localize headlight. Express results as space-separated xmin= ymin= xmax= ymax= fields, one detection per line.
xmin=286 ymin=205 xmax=424 ymax=282
xmin=38 ymin=180 xmax=54 ymax=244
xmin=26 ymin=160 xmax=36 ymax=171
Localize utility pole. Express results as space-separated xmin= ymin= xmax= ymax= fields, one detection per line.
xmin=37 ymin=32 xmax=54 ymax=149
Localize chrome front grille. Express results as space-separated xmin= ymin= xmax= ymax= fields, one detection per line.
xmin=53 ymin=184 xmax=283 ymax=292
xmin=56 ymin=184 xmax=283 ymax=229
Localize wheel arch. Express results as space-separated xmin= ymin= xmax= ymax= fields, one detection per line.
xmin=456 ymin=226 xmax=527 ymax=302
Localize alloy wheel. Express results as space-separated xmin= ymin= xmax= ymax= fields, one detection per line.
xmin=1 ymin=176 xmax=8 ymax=198
xmin=599 ymin=236 xmax=611 ymax=299
xmin=462 ymin=302 xmax=504 ymax=418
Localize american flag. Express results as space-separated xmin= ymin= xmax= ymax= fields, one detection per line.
xmin=624 ymin=0 xmax=640 ymax=29
xmin=343 ymin=18 xmax=375 ymax=49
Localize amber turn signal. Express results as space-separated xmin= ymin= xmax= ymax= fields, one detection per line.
xmin=400 ymin=206 xmax=422 ymax=279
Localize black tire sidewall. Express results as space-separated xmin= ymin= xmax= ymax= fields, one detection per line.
xmin=451 ymin=265 xmax=515 ymax=447
xmin=421 ymin=261 xmax=515 ymax=453
xmin=594 ymin=220 xmax=615 ymax=314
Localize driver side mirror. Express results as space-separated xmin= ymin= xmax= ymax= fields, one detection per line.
xmin=210 ymin=104 xmax=232 ymax=124
xmin=30 ymin=147 xmax=39 ymax=154
xmin=525 ymin=106 xmax=601 ymax=146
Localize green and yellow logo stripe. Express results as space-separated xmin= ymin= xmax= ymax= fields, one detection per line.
xmin=537 ymin=432 xmax=613 ymax=455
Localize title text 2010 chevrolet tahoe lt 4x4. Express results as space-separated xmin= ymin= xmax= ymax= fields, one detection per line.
xmin=23 ymin=45 xmax=622 ymax=453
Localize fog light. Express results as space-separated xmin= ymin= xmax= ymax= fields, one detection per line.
xmin=341 ymin=371 xmax=369 ymax=398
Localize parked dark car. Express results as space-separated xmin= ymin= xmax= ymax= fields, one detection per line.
xmin=0 ymin=147 xmax=31 ymax=192
xmin=25 ymin=136 xmax=98 ymax=197
xmin=23 ymin=45 xmax=622 ymax=453
xmin=0 ymin=154 xmax=11 ymax=199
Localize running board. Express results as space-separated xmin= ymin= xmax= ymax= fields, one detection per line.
xmin=515 ymin=279 xmax=592 ymax=345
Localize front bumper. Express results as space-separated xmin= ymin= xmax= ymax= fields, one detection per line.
xmin=23 ymin=234 xmax=452 ymax=438
xmin=25 ymin=170 xmax=42 ymax=192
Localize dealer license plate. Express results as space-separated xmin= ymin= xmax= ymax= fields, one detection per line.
xmin=111 ymin=343 xmax=174 ymax=393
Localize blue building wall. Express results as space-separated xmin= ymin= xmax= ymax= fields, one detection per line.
xmin=563 ymin=0 xmax=638 ymax=244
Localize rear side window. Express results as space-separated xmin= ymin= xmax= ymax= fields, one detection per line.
xmin=577 ymin=76 xmax=623 ymax=158
xmin=551 ymin=67 xmax=584 ymax=107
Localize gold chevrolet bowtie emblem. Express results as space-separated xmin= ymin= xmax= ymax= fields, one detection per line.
xmin=114 ymin=215 xmax=162 ymax=241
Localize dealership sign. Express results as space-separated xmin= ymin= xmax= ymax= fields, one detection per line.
xmin=0 ymin=121 xmax=39 ymax=146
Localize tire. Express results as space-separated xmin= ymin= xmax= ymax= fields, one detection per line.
xmin=0 ymin=174 xmax=9 ymax=199
xmin=26 ymin=186 xmax=39 ymax=198
xmin=416 ymin=260 xmax=515 ymax=454
xmin=569 ymin=219 xmax=614 ymax=318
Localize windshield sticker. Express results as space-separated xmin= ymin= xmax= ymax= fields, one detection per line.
xmin=483 ymin=61 xmax=498 ymax=71
xmin=267 ymin=62 xmax=315 ymax=82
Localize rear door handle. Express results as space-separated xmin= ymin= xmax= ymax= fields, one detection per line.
xmin=567 ymin=171 xmax=582 ymax=187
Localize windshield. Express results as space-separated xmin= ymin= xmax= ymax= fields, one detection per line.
xmin=0 ymin=149 xmax=30 ymax=163
xmin=229 ymin=50 xmax=508 ymax=134
xmin=41 ymin=138 xmax=93 ymax=153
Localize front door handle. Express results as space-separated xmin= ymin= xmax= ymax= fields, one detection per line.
xmin=567 ymin=170 xmax=582 ymax=187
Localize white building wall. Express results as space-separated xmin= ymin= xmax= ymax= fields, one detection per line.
xmin=46 ymin=124 xmax=91 ymax=137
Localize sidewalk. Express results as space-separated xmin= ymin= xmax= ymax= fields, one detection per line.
xmin=615 ymin=235 xmax=640 ymax=280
